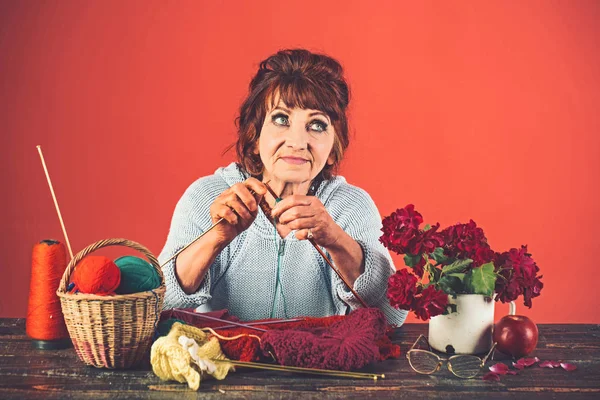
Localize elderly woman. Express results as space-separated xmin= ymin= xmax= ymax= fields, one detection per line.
xmin=159 ymin=49 xmax=407 ymax=326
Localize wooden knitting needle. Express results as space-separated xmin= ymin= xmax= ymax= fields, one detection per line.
xmin=36 ymin=145 xmax=74 ymax=260
xmin=263 ymin=182 xmax=369 ymax=308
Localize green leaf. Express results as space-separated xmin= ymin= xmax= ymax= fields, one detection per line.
xmin=403 ymin=254 xmax=422 ymax=268
xmin=430 ymin=247 xmax=450 ymax=264
xmin=436 ymin=275 xmax=464 ymax=295
xmin=464 ymin=262 xmax=497 ymax=296
xmin=429 ymin=264 xmax=442 ymax=285
xmin=441 ymin=258 xmax=473 ymax=275
xmin=423 ymin=224 xmax=432 ymax=231
xmin=448 ymin=273 xmax=466 ymax=282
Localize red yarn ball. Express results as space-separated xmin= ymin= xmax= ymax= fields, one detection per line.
xmin=71 ymin=256 xmax=121 ymax=295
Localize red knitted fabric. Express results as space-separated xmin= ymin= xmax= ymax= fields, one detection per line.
xmin=260 ymin=308 xmax=389 ymax=371
xmin=160 ymin=308 xmax=401 ymax=368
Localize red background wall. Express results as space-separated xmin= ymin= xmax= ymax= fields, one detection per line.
xmin=2 ymin=0 xmax=599 ymax=323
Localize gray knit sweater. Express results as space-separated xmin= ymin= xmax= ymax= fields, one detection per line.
xmin=159 ymin=163 xmax=407 ymax=326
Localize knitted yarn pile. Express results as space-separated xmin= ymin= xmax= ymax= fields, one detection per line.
xmin=151 ymin=322 xmax=232 ymax=390
xmin=160 ymin=308 xmax=401 ymax=369
xmin=260 ymin=308 xmax=389 ymax=371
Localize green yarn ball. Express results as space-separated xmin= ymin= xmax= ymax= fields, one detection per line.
xmin=114 ymin=256 xmax=161 ymax=294
xmin=157 ymin=318 xmax=187 ymax=338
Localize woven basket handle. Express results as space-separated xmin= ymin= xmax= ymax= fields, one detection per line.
xmin=57 ymin=238 xmax=163 ymax=293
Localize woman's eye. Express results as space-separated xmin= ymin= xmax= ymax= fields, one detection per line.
xmin=272 ymin=114 xmax=289 ymax=126
xmin=308 ymin=120 xmax=328 ymax=133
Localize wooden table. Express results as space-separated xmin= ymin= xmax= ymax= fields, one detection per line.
xmin=1 ymin=318 xmax=599 ymax=399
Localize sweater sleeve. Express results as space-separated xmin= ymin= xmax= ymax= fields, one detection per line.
xmin=158 ymin=177 xmax=230 ymax=310
xmin=329 ymin=186 xmax=408 ymax=327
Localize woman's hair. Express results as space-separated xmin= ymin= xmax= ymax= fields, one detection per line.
xmin=235 ymin=49 xmax=350 ymax=179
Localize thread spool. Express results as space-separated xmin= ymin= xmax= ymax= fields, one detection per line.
xmin=26 ymin=239 xmax=72 ymax=349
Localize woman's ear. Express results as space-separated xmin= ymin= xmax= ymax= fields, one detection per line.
xmin=326 ymin=152 xmax=335 ymax=166
xmin=252 ymin=140 xmax=260 ymax=155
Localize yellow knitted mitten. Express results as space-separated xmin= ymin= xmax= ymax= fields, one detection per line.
xmin=150 ymin=322 xmax=233 ymax=390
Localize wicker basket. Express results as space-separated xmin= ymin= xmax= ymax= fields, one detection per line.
xmin=56 ymin=238 xmax=165 ymax=369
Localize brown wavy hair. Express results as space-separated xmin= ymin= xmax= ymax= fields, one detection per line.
xmin=235 ymin=49 xmax=350 ymax=180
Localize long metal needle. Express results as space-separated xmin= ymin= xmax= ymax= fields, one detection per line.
xmin=211 ymin=359 xmax=384 ymax=380
xmin=263 ymin=182 xmax=369 ymax=308
xmin=159 ymin=218 xmax=225 ymax=268
xmin=172 ymin=308 xmax=267 ymax=332
xmin=161 ymin=183 xmax=270 ymax=268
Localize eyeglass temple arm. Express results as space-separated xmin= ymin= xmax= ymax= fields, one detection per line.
xmin=481 ymin=342 xmax=497 ymax=364
xmin=410 ymin=334 xmax=433 ymax=352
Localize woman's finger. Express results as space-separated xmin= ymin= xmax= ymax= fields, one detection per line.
xmin=271 ymin=195 xmax=312 ymax=219
xmin=223 ymin=193 xmax=253 ymax=221
xmin=295 ymin=228 xmax=312 ymax=241
xmin=229 ymin=183 xmax=257 ymax=212
xmin=277 ymin=205 xmax=317 ymax=225
xmin=245 ymin=178 xmax=267 ymax=201
xmin=285 ymin=216 xmax=318 ymax=232
xmin=214 ymin=204 xmax=238 ymax=225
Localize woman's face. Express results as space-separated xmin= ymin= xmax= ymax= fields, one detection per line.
xmin=256 ymin=100 xmax=335 ymax=186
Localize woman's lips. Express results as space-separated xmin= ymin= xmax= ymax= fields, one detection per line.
xmin=280 ymin=157 xmax=309 ymax=165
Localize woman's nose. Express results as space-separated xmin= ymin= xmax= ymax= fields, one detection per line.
xmin=285 ymin=123 xmax=308 ymax=149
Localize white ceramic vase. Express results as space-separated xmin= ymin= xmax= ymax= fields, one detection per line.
xmin=428 ymin=294 xmax=515 ymax=355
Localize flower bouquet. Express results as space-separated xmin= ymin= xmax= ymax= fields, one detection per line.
xmin=380 ymin=205 xmax=543 ymax=321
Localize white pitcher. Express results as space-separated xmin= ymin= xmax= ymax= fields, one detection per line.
xmin=428 ymin=294 xmax=516 ymax=355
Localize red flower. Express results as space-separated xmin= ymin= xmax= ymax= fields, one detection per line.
xmin=409 ymin=223 xmax=445 ymax=255
xmin=387 ymin=269 xmax=419 ymax=310
xmin=412 ymin=257 xmax=427 ymax=278
xmin=380 ymin=207 xmax=445 ymax=259
xmin=381 ymin=205 xmax=543 ymax=317
xmin=395 ymin=204 xmax=423 ymax=229
xmin=471 ymin=246 xmax=496 ymax=268
xmin=494 ymin=246 xmax=543 ymax=308
xmin=495 ymin=273 xmax=523 ymax=303
xmin=380 ymin=205 xmax=425 ymax=255
xmin=411 ymin=286 xmax=449 ymax=321
xmin=442 ymin=220 xmax=491 ymax=265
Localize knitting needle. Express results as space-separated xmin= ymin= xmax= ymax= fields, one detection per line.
xmin=208 ymin=318 xmax=305 ymax=331
xmin=263 ymin=182 xmax=369 ymax=308
xmin=172 ymin=308 xmax=268 ymax=332
xmin=159 ymin=182 xmax=271 ymax=269
xmin=159 ymin=218 xmax=225 ymax=268
xmin=211 ymin=359 xmax=385 ymax=380
xmin=36 ymin=145 xmax=74 ymax=260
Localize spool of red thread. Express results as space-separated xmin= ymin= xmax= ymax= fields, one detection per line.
xmin=26 ymin=239 xmax=72 ymax=349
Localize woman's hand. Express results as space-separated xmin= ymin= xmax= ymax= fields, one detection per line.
xmin=209 ymin=178 xmax=267 ymax=246
xmin=271 ymin=195 xmax=342 ymax=248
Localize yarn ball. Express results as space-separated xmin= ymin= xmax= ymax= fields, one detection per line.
xmin=71 ymin=255 xmax=121 ymax=296
xmin=157 ymin=318 xmax=187 ymax=338
xmin=114 ymin=256 xmax=161 ymax=294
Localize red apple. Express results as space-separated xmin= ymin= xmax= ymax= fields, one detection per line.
xmin=493 ymin=315 xmax=539 ymax=358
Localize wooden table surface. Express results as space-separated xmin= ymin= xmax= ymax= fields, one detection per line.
xmin=1 ymin=318 xmax=599 ymax=399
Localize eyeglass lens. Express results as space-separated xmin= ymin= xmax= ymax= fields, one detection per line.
xmin=407 ymin=350 xmax=440 ymax=374
xmin=448 ymin=355 xmax=482 ymax=378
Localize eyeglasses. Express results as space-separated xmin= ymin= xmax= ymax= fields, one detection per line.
xmin=406 ymin=334 xmax=497 ymax=379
